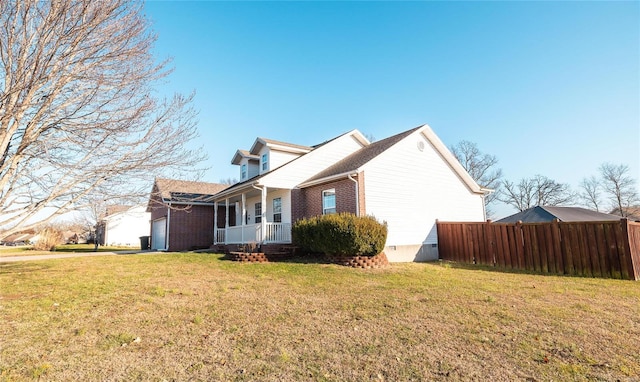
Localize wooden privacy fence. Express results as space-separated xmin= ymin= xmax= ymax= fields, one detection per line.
xmin=436 ymin=219 xmax=640 ymax=280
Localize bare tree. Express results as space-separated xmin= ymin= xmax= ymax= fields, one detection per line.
xmin=599 ymin=163 xmax=639 ymax=217
xmin=219 ymin=177 xmax=239 ymax=185
xmin=579 ymin=175 xmax=602 ymax=212
xmin=0 ymin=0 xmax=205 ymax=238
xmin=500 ymin=175 xmax=575 ymax=212
xmin=450 ymin=140 xmax=503 ymax=216
xmin=364 ymin=133 xmax=376 ymax=143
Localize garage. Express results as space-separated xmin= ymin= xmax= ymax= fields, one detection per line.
xmin=151 ymin=218 xmax=166 ymax=250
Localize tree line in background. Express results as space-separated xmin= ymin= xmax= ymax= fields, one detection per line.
xmin=450 ymin=141 xmax=640 ymax=218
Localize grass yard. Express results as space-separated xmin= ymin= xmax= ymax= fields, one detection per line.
xmin=0 ymin=253 xmax=639 ymax=381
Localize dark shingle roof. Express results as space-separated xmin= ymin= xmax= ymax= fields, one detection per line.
xmin=496 ymin=206 xmax=621 ymax=223
xmin=302 ymin=126 xmax=422 ymax=184
xmin=154 ymin=178 xmax=229 ymax=203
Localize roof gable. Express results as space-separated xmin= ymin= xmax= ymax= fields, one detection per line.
xmin=231 ymin=149 xmax=260 ymax=165
xmin=213 ymin=130 xmax=369 ymax=199
xmin=298 ymin=124 xmax=486 ymax=194
xmin=249 ymin=137 xmax=312 ymax=156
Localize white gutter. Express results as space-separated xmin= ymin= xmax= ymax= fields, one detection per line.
xmin=480 ymin=188 xmax=494 ymax=221
xmin=214 ymin=180 xmax=259 ymax=200
xmin=298 ymin=171 xmax=359 ymax=188
xmin=166 ymin=202 xmax=171 ymax=251
xmin=347 ymin=173 xmax=360 ymax=216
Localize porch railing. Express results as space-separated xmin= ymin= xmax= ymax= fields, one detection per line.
xmin=265 ymin=222 xmax=292 ymax=243
xmin=226 ymin=224 xmax=261 ymax=244
xmin=215 ymin=223 xmax=291 ymax=244
xmin=215 ymin=228 xmax=225 ymax=244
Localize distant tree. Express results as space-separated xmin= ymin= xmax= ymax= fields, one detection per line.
xmin=364 ymin=133 xmax=376 ymax=143
xmin=599 ymin=163 xmax=639 ymax=217
xmin=499 ymin=175 xmax=575 ymax=212
xmin=220 ymin=177 xmax=239 ymax=185
xmin=0 ymin=0 xmax=205 ymax=239
xmin=450 ymin=140 xmax=503 ymax=216
xmin=579 ymin=175 xmax=603 ymax=212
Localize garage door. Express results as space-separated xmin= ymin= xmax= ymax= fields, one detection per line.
xmin=151 ymin=218 xmax=166 ymax=250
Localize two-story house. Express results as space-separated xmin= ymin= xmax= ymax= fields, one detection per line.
xmin=210 ymin=124 xmax=490 ymax=262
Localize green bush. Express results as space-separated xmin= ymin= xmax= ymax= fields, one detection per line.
xmin=292 ymin=213 xmax=387 ymax=257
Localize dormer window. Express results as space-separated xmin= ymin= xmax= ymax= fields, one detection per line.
xmin=241 ymin=164 xmax=247 ymax=180
xmin=261 ymin=153 xmax=268 ymax=171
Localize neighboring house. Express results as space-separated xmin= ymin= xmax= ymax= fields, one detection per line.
xmin=1 ymin=231 xmax=36 ymax=246
xmin=103 ymin=205 xmax=151 ymax=247
xmin=210 ymin=124 xmax=490 ymax=262
xmin=496 ymin=206 xmax=622 ymax=223
xmin=147 ymin=179 xmax=229 ymax=251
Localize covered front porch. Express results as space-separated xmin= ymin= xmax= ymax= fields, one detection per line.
xmin=213 ymin=183 xmax=292 ymax=245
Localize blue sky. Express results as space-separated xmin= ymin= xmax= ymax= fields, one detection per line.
xmin=144 ymin=1 xmax=639 ymax=218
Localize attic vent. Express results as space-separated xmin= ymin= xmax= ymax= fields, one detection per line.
xmin=417 ymin=141 xmax=425 ymax=151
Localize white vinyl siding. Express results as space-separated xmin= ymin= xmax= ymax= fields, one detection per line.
xmin=260 ymin=133 xmax=366 ymax=189
xmin=362 ymin=131 xmax=485 ymax=248
xmin=104 ymin=206 xmax=150 ymax=247
xmin=258 ymin=148 xmax=303 ymax=175
xmin=245 ymin=189 xmax=291 ymax=224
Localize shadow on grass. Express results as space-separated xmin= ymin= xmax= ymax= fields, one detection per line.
xmin=54 ymin=245 xmax=141 ymax=253
xmin=438 ymin=260 xmax=603 ymax=280
xmin=0 ymin=262 xmax=52 ymax=274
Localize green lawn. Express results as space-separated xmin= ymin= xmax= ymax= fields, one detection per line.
xmin=0 ymin=253 xmax=638 ymax=381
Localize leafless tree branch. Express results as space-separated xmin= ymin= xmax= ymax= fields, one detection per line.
xmin=0 ymin=0 xmax=206 ymax=238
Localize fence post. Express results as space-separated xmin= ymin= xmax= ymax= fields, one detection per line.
xmin=620 ymin=218 xmax=638 ymax=280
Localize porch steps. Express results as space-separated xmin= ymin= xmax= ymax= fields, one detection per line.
xmin=212 ymin=243 xmax=299 ymax=262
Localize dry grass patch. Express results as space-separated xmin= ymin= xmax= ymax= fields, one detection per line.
xmin=0 ymin=254 xmax=639 ymax=381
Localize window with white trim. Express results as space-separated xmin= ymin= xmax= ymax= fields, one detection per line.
xmin=273 ymin=197 xmax=282 ymax=223
xmin=261 ymin=153 xmax=268 ymax=171
xmin=322 ymin=189 xmax=336 ymax=214
xmin=241 ymin=164 xmax=247 ymax=180
xmin=255 ymin=202 xmax=262 ymax=224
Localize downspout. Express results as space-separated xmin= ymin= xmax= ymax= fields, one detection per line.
xmin=347 ymin=173 xmax=359 ymax=217
xmin=480 ymin=188 xmax=494 ymax=221
xmin=166 ymin=202 xmax=171 ymax=251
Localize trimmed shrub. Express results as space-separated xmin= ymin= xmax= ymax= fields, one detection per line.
xmin=292 ymin=213 xmax=387 ymax=257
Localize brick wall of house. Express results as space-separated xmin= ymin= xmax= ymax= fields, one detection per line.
xmin=292 ymin=173 xmax=365 ymax=222
xmin=168 ymin=205 xmax=214 ymax=251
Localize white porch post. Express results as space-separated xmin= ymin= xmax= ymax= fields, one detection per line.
xmin=260 ymin=186 xmax=267 ymax=243
xmin=241 ymin=193 xmax=246 ymax=242
xmin=225 ymin=198 xmax=229 ymax=237
xmin=213 ymin=201 xmax=218 ymax=244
